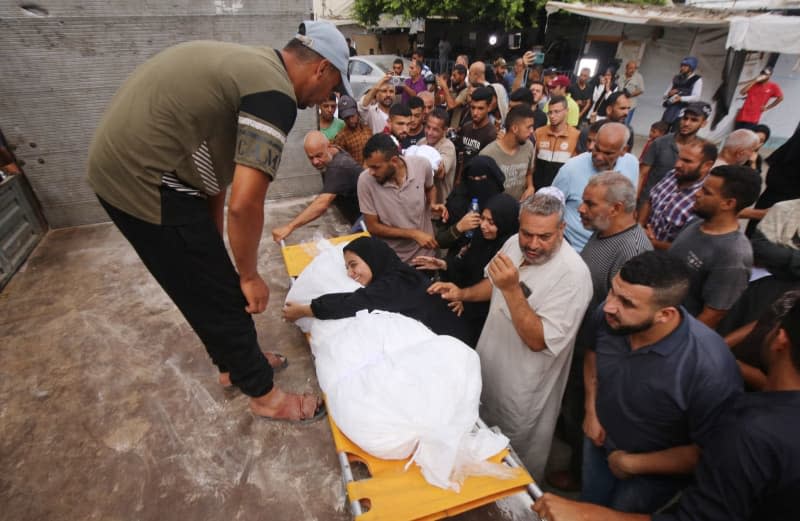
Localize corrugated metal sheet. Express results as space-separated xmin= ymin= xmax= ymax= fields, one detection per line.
xmin=0 ymin=1 xmax=321 ymax=228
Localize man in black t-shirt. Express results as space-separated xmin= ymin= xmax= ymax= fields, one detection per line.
xmin=569 ymin=67 xmax=593 ymax=124
xmin=400 ymin=96 xmax=426 ymax=148
xmin=272 ymin=130 xmax=362 ymax=242
xmin=457 ymin=86 xmax=497 ymax=179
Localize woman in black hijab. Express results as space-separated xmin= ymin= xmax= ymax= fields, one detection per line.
xmin=282 ymin=237 xmax=470 ymax=345
xmin=435 ymin=156 xmax=505 ymax=249
xmin=412 ymin=193 xmax=520 ymax=345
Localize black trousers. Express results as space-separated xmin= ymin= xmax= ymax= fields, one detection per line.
xmin=98 ymin=193 xmax=273 ymax=397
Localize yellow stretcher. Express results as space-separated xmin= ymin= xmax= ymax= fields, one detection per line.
xmin=280 ymin=233 xmax=542 ymax=520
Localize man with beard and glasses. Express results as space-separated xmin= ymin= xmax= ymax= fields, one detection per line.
xmin=533 ymin=95 xmax=580 ymax=189
xmin=640 ymin=138 xmax=716 ymax=250
xmin=357 ymin=133 xmax=446 ymax=262
xmin=579 ymin=251 xmax=742 ymax=513
xmin=533 ymin=290 xmax=800 ymax=521
xmin=668 ymin=165 xmax=761 ymax=329
xmin=428 ymin=192 xmax=592 ymax=479
xmin=548 ymin=172 xmax=652 ymax=492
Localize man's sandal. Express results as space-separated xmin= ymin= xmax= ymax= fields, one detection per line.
xmin=256 ymin=393 xmax=326 ymax=424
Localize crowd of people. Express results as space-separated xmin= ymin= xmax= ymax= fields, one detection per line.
xmin=86 ymin=18 xmax=798 ymax=520
xmin=273 ymin=44 xmax=799 ymax=520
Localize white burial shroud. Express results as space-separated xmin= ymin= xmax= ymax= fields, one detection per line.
xmin=285 ymin=240 xmax=512 ymax=490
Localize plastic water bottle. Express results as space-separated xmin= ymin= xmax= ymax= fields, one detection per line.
xmin=464 ymin=198 xmax=479 ymax=239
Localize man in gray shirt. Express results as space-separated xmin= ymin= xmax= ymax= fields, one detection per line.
xmin=669 ymin=165 xmax=761 ymax=329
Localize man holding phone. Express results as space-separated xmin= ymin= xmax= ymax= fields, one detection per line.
xmin=735 ymin=67 xmax=783 ymax=130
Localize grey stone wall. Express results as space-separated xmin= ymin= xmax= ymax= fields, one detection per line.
xmin=0 ymin=1 xmax=321 ymax=228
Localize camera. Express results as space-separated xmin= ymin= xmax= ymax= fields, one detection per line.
xmin=390 ymin=75 xmax=403 ymax=87
xmin=446 ymin=128 xmax=459 ymax=143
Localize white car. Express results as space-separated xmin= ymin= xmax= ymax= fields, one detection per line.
xmin=348 ymin=55 xmax=413 ymax=100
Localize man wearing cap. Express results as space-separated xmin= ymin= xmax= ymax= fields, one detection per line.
xmin=87 ymin=21 xmax=352 ymax=421
xmin=272 ymin=131 xmax=362 ymax=243
xmin=493 ymin=58 xmax=510 ymax=92
xmin=662 ymin=56 xmax=704 ymax=128
xmin=545 ymin=75 xmax=580 ymax=128
xmin=319 ymin=92 xmax=344 ymax=141
xmin=638 ymin=101 xmax=710 ymax=206
xmin=333 ymin=94 xmax=372 ymax=165
xmin=735 ymin=67 xmax=783 ymax=130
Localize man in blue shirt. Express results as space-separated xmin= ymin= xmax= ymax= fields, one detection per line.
xmin=581 ymin=251 xmax=741 ymax=513
xmin=533 ymin=289 xmax=800 ymax=521
xmin=552 ymin=122 xmax=639 ymax=252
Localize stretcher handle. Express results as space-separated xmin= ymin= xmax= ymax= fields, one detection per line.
xmin=476 ymin=418 xmax=544 ymax=500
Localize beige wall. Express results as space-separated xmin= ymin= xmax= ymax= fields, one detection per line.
xmin=351 ymin=33 xmax=410 ymax=56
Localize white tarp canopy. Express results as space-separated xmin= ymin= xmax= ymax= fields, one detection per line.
xmin=547 ymin=2 xmax=800 ymax=53
xmin=545 ymin=1 xmax=730 ymax=27
xmin=313 ymin=0 xmax=356 ymax=23
xmin=727 ymin=14 xmax=800 ymax=54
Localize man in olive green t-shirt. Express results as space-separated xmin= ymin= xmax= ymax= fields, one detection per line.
xmin=87 ymin=21 xmax=351 ymax=422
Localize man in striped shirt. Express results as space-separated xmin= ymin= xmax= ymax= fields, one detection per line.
xmin=639 ymin=138 xmax=717 ymax=250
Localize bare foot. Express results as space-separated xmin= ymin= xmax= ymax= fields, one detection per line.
xmin=249 ymin=386 xmax=322 ymax=420
xmin=218 ymin=351 xmax=288 ymax=388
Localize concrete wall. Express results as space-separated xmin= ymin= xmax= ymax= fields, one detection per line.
xmin=0 ymin=1 xmax=322 ymax=228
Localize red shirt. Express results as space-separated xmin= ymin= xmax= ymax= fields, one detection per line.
xmin=737 ymin=81 xmax=783 ymax=124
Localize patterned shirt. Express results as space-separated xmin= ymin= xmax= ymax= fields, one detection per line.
xmin=647 ymin=170 xmax=703 ymax=242
xmin=333 ymin=123 xmax=372 ymax=165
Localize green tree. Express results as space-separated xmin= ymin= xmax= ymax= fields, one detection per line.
xmin=352 ymin=0 xmax=666 ymax=30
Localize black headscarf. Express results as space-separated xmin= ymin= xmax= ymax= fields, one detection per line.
xmin=342 ymin=236 xmax=424 ymax=287
xmin=447 ymin=193 xmax=520 ymax=287
xmin=310 ymin=236 xmax=471 ymax=344
xmin=445 ymin=156 xmax=505 ymax=225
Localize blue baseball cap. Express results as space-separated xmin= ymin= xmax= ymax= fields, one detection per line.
xmin=296 ymin=21 xmax=354 ymax=97
xmin=680 ymin=56 xmax=698 ymax=71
